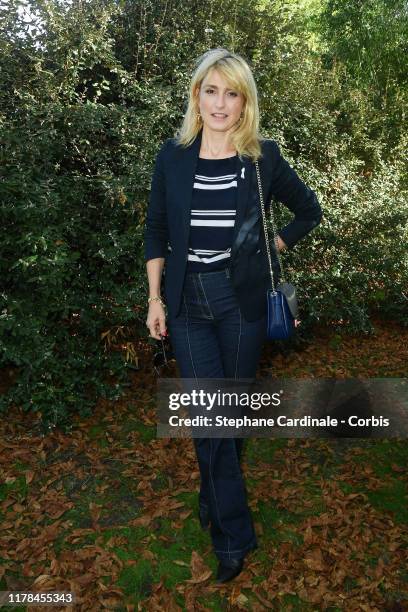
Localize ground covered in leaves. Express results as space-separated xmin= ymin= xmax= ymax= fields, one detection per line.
xmin=0 ymin=318 xmax=407 ymax=611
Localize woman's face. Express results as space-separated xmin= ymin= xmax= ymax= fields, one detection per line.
xmin=196 ymin=68 xmax=244 ymax=134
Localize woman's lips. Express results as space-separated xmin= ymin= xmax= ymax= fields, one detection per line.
xmin=212 ymin=114 xmax=228 ymax=120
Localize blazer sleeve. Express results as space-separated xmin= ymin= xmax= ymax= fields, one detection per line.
xmin=144 ymin=140 xmax=170 ymax=262
xmin=269 ymin=141 xmax=323 ymax=250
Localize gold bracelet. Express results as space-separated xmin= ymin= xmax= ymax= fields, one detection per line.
xmin=148 ymin=296 xmax=165 ymax=307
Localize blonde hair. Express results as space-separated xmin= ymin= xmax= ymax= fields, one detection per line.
xmin=175 ymin=48 xmax=264 ymax=161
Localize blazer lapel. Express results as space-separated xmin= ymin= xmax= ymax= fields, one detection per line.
xmin=177 ymin=128 xmax=255 ymax=253
xmin=231 ymin=154 xmax=254 ymax=247
xmin=179 ymin=129 xmax=202 ymax=246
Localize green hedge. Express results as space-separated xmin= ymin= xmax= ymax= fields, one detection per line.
xmin=0 ymin=0 xmax=406 ymax=427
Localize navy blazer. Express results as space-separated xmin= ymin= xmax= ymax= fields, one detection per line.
xmin=144 ymin=128 xmax=322 ymax=321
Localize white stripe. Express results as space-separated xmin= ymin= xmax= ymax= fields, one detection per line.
xmin=189 ymin=248 xmax=231 ymax=254
xmin=188 ymin=252 xmax=231 ymax=263
xmin=193 ymin=181 xmax=237 ymax=190
xmin=191 ymin=209 xmax=236 ymax=213
xmin=191 ymin=220 xmax=235 ymax=227
xmin=191 ymin=211 xmax=236 ymax=216
xmin=195 ymin=174 xmax=236 ymax=181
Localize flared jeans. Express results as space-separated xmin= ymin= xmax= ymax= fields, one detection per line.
xmin=167 ymin=267 xmax=266 ymax=561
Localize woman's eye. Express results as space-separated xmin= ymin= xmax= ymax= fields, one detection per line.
xmin=205 ymin=89 xmax=238 ymax=97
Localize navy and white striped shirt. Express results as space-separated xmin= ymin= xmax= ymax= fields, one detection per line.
xmin=187 ymin=154 xmax=238 ymax=272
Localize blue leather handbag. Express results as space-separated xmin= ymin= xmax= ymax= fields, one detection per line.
xmin=266 ymin=289 xmax=295 ymax=339
xmin=254 ymin=160 xmax=297 ymax=340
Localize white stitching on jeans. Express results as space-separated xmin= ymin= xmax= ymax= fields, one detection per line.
xmin=184 ymin=294 xmax=198 ymax=379
xmin=234 ymin=308 xmax=242 ymax=379
xmin=215 ymin=542 xmax=256 ymax=554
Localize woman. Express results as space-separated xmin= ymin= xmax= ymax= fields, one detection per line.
xmin=144 ymin=48 xmax=322 ymax=583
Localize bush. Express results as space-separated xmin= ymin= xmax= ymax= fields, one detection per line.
xmin=0 ymin=0 xmax=406 ymax=427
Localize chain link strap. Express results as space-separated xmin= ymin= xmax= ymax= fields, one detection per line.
xmin=254 ymin=160 xmax=287 ymax=293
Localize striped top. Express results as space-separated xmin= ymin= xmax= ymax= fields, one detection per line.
xmin=187 ymin=154 xmax=238 ymax=272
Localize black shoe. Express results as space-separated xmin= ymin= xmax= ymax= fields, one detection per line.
xmin=216 ymin=557 xmax=244 ymax=583
xmin=198 ymin=506 xmax=210 ymax=530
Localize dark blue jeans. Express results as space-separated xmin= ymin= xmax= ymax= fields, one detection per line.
xmin=167 ymin=267 xmax=266 ymax=561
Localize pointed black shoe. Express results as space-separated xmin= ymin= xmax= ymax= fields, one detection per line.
xmin=198 ymin=505 xmax=210 ymax=531
xmin=216 ymin=557 xmax=244 ymax=583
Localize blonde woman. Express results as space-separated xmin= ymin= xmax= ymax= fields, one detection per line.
xmin=145 ymin=48 xmax=322 ymax=583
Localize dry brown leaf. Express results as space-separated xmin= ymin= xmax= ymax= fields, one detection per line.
xmin=24 ymin=471 xmax=35 ymax=484
xmin=304 ymin=548 xmax=325 ymax=571
xmin=186 ymin=551 xmax=212 ymax=584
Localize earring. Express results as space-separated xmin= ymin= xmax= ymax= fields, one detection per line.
xmin=196 ymin=112 xmax=202 ymax=122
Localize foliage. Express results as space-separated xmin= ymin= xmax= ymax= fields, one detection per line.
xmin=0 ymin=0 xmax=406 ymax=425
xmin=318 ymin=0 xmax=408 ymax=155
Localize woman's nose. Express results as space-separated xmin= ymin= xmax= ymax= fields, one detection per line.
xmin=215 ymin=95 xmax=226 ymax=108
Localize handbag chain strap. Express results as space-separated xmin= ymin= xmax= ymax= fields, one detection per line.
xmin=254 ymin=159 xmax=287 ymax=293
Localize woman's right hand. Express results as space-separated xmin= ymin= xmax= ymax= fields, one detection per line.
xmin=146 ymin=301 xmax=167 ymax=340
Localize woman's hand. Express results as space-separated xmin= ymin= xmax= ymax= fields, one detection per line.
xmin=276 ymin=235 xmax=287 ymax=252
xmin=146 ymin=302 xmax=167 ymax=340
xmin=275 ymin=235 xmax=299 ymax=326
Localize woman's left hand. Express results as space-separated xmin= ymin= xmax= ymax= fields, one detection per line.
xmin=276 ymin=235 xmax=287 ymax=252
xmin=277 ymin=235 xmax=300 ymax=327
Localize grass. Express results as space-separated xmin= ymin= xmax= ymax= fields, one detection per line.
xmin=1 ymin=332 xmax=407 ymax=611
xmin=1 ymin=433 xmax=407 ymax=610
